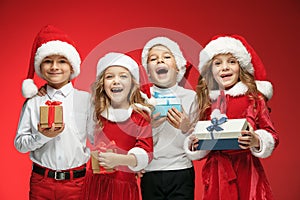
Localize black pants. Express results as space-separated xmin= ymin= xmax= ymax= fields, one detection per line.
xmin=141 ymin=167 xmax=195 ymax=200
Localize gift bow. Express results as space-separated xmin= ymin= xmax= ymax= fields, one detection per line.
xmin=45 ymin=100 xmax=62 ymax=106
xmin=94 ymin=140 xmax=116 ymax=152
xmin=206 ymin=117 xmax=227 ymax=139
xmin=45 ymin=100 xmax=62 ymax=128
xmin=153 ymin=91 xmax=176 ymax=99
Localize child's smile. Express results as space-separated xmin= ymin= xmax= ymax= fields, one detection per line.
xmin=212 ymin=54 xmax=240 ymax=90
xmin=147 ymin=45 xmax=178 ymax=88
xmin=40 ymin=55 xmax=73 ymax=89
xmin=111 ymin=87 xmax=123 ymax=93
xmin=104 ymin=66 xmax=132 ymax=109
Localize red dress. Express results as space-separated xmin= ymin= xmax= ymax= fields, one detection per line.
xmin=202 ymin=92 xmax=279 ymax=200
xmin=82 ymin=110 xmax=153 ymax=200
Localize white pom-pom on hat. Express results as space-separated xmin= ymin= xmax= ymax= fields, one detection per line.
xmin=22 ymin=79 xmax=38 ymax=98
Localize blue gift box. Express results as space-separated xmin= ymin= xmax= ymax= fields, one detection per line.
xmin=193 ymin=118 xmax=248 ymax=150
xmin=152 ymin=97 xmax=181 ymax=117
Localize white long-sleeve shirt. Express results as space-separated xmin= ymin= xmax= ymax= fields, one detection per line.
xmin=15 ymin=83 xmax=94 ymax=170
xmin=145 ymin=84 xmax=196 ymax=171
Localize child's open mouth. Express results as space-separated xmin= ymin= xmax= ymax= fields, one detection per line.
xmin=220 ymin=73 xmax=232 ymax=79
xmin=156 ymin=67 xmax=168 ymax=75
xmin=111 ymin=88 xmax=123 ymax=93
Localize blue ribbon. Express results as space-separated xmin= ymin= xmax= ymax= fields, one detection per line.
xmin=206 ymin=117 xmax=228 ymax=139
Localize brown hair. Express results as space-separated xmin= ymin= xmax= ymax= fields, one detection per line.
xmin=91 ymin=68 xmax=153 ymax=127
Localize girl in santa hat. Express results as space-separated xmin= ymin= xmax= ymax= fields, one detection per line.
xmin=14 ymin=25 xmax=94 ymax=199
xmin=81 ymin=52 xmax=153 ymax=200
xmin=185 ymin=34 xmax=279 ymax=200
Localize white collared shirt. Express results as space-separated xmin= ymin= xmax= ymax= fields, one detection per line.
xmin=15 ymin=83 xmax=94 ymax=170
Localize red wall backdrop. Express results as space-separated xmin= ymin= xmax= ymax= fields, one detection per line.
xmin=1 ymin=0 xmax=299 ymax=199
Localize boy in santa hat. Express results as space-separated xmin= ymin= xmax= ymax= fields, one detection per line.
xmin=185 ymin=34 xmax=279 ymax=200
xmin=14 ymin=25 xmax=94 ymax=199
xmin=140 ymin=37 xmax=196 ymax=200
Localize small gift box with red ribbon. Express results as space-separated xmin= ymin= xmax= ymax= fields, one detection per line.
xmin=193 ymin=118 xmax=249 ymax=150
xmin=91 ymin=141 xmax=116 ymax=174
xmin=40 ymin=100 xmax=63 ymax=128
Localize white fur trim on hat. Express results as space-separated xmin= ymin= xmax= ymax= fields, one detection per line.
xmin=34 ymin=40 xmax=81 ymax=80
xmin=199 ymin=37 xmax=253 ymax=74
xmin=127 ymin=147 xmax=149 ymax=172
xmin=141 ymin=37 xmax=187 ymax=82
xmin=250 ymin=129 xmax=275 ymax=158
xmin=21 ymin=79 xmax=38 ymax=98
xmin=97 ymin=52 xmax=139 ymax=82
xmin=183 ymin=135 xmax=209 ymax=160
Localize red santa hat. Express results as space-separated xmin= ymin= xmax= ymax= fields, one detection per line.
xmin=199 ymin=34 xmax=273 ymax=99
xmin=141 ymin=36 xmax=188 ymax=83
xmin=96 ymin=52 xmax=151 ymax=99
xmin=22 ymin=25 xmax=81 ymax=98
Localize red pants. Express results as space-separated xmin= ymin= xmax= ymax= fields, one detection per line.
xmin=29 ymin=166 xmax=85 ymax=200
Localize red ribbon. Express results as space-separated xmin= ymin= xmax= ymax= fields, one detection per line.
xmin=45 ymin=100 xmax=62 ymax=128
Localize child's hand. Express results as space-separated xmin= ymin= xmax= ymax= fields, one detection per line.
xmin=167 ymin=107 xmax=191 ymax=133
xmin=136 ymin=169 xmax=145 ymax=178
xmin=189 ymin=134 xmax=200 ymax=151
xmin=37 ymin=84 xmax=47 ymax=96
xmin=99 ymin=152 xmax=121 ymax=169
xmin=99 ymin=152 xmax=137 ymax=169
xmin=151 ymin=112 xmax=166 ymax=128
xmin=37 ymin=123 xmax=64 ymax=138
xmin=238 ymin=125 xmax=260 ymax=149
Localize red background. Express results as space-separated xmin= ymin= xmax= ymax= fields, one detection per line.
xmin=1 ymin=0 xmax=299 ymax=199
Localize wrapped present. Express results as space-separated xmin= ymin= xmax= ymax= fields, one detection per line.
xmin=152 ymin=95 xmax=181 ymax=117
xmin=40 ymin=100 xmax=63 ymax=128
xmin=193 ymin=118 xmax=249 ymax=150
xmin=91 ymin=149 xmax=114 ymax=174
xmin=91 ymin=141 xmax=116 ymax=174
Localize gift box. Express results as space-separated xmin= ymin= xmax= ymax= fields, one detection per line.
xmin=152 ymin=97 xmax=181 ymax=117
xmin=40 ymin=101 xmax=63 ymax=128
xmin=91 ymin=150 xmax=114 ymax=174
xmin=193 ymin=118 xmax=249 ymax=150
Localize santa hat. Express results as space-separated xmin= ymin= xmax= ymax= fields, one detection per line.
xmin=22 ymin=25 xmax=81 ymax=98
xmin=199 ymin=34 xmax=273 ymax=99
xmin=141 ymin=36 xmax=187 ymax=83
xmin=96 ymin=52 xmax=151 ymax=99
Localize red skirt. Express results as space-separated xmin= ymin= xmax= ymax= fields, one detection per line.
xmin=202 ymin=150 xmax=274 ymax=200
xmin=81 ymin=167 xmax=139 ymax=200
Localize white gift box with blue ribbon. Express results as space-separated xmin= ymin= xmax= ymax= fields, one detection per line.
xmin=152 ymin=92 xmax=181 ymax=117
xmin=193 ymin=118 xmax=249 ymax=150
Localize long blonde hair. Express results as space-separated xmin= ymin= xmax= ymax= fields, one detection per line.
xmin=91 ymin=69 xmax=153 ymax=127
